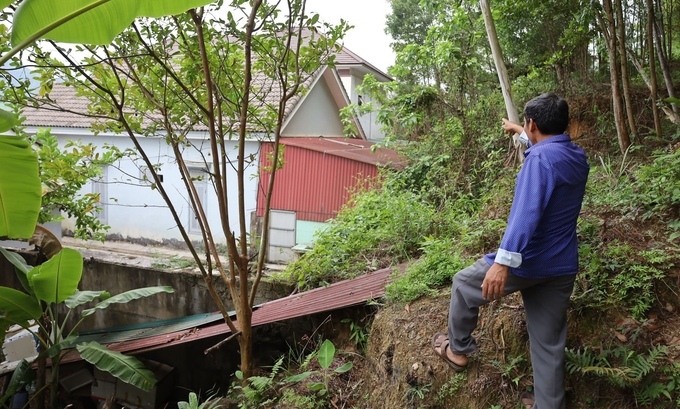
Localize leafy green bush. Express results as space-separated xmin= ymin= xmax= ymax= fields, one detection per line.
xmin=284 ymin=339 xmax=353 ymax=396
xmin=582 ymin=165 xmax=635 ymax=215
xmin=229 ymin=340 xmax=351 ymax=409
xmin=574 ymin=243 xmax=673 ymax=320
xmin=576 ymin=157 xmax=680 ymax=320
xmin=387 ymin=236 xmax=469 ymax=302
xmin=177 ymin=392 xmax=222 ymax=409
xmin=633 ymin=148 xmax=680 ymax=219
xmin=231 ymin=357 xmax=285 ymax=408
xmin=287 ymin=186 xmax=436 ymax=289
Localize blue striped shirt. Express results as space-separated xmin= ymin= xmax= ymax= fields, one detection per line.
xmin=483 ymin=134 xmax=589 ymax=278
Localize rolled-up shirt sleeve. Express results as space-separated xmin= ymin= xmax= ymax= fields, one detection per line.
xmin=494 ymin=156 xmax=555 ymax=268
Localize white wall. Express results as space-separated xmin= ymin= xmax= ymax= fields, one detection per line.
xmin=36 ymin=128 xmax=260 ymax=244
xmin=282 ymin=78 xmax=346 ymax=137
xmin=350 ymin=70 xmax=386 ymax=142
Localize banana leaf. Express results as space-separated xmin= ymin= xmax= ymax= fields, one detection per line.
xmin=82 ymin=286 xmax=174 ymax=317
xmin=0 ymin=317 xmax=14 ymax=352
xmin=10 ymin=0 xmax=215 ymax=47
xmin=28 ymin=248 xmax=83 ymax=304
xmin=45 ymin=333 xmax=79 ymax=359
xmin=318 ymin=339 xmax=335 ymax=370
xmin=0 ymin=287 xmax=42 ymax=324
xmin=65 ymin=290 xmax=110 ymax=309
xmin=0 ymin=247 xmax=32 ymax=274
xmin=0 ymin=247 xmax=34 ymax=296
xmin=0 ymin=136 xmax=41 ymax=240
xmin=29 ymin=225 xmax=63 ymax=259
xmin=77 ymin=341 xmax=156 ymax=391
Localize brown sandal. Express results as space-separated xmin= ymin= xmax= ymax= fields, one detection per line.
xmin=431 ymin=333 xmax=466 ymax=372
xmin=520 ymin=391 xmax=535 ymax=409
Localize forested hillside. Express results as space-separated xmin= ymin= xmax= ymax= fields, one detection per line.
xmin=283 ymin=0 xmax=680 ymax=407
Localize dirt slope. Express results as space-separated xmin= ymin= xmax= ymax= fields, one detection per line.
xmin=355 ymin=287 xmax=680 ymax=409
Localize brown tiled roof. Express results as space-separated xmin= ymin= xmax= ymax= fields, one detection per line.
xmin=21 ymin=85 xmax=98 ymax=129
xmin=21 ymin=69 xmax=319 ymax=133
xmin=20 ymin=39 xmax=385 ymax=133
xmin=335 ymin=46 xmax=392 ymax=80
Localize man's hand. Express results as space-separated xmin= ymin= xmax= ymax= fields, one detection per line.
xmin=482 ymin=263 xmax=510 ymax=301
xmin=502 ymin=118 xmax=522 ymax=136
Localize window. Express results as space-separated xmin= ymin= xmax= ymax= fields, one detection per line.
xmin=139 ymin=165 xmax=163 ymax=185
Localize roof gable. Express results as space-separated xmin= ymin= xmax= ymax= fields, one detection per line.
xmin=281 ymin=66 xmax=365 ymax=138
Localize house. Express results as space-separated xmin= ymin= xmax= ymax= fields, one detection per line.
xmin=19 ymin=46 xmax=400 ymax=261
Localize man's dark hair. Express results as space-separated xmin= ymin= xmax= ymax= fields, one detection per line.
xmin=523 ymin=93 xmax=569 ymax=135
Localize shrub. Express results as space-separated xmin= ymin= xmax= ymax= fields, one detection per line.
xmin=574 ymin=243 xmax=673 ymax=320
xmin=633 ymin=148 xmax=680 ymax=219
xmin=287 ymin=186 xmax=436 ymax=289
xmin=386 ymin=236 xmax=470 ymax=302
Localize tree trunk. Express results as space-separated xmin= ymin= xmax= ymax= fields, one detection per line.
xmin=238 ymin=308 xmax=253 ymax=380
xmin=646 ymin=0 xmax=662 ymax=137
xmin=615 ymin=0 xmax=638 ymax=139
xmin=599 ymin=0 xmax=631 ymax=153
xmin=653 ymin=16 xmax=680 ymax=119
xmin=667 ymin=0 xmax=672 ymax=62
xmin=233 ymin=0 xmax=263 ymax=381
xmin=622 ymin=52 xmax=679 ymax=129
xmin=479 ymin=0 xmax=523 ymax=163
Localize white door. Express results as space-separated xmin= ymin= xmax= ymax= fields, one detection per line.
xmin=268 ymin=210 xmax=296 ymax=263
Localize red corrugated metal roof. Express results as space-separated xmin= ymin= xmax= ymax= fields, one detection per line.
xmin=256 ymin=138 xmax=405 ymax=222
xmin=278 ymin=138 xmax=404 ymax=169
xmin=59 ymin=265 xmax=402 ymax=364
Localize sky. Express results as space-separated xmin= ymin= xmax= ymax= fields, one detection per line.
xmin=304 ymin=0 xmax=395 ymax=74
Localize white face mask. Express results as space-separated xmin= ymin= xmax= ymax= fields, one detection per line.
xmin=519 ymin=130 xmax=529 ymax=146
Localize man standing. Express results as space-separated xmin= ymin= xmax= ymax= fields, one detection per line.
xmin=431 ymin=93 xmax=589 ymax=409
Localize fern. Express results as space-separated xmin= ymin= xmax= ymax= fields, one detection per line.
xmin=636 ymin=381 xmax=672 ymax=406
xmin=566 ymin=345 xmax=679 ymax=406
xmin=580 ymin=366 xmax=639 ymax=387
xmin=270 ymin=356 xmax=285 ymax=379
xmin=565 ymin=347 xmax=606 ymax=374
xmin=566 ymin=346 xmax=668 ymax=388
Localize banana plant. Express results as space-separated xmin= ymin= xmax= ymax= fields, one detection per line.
xmin=0 ymin=245 xmax=174 ymax=405
xmin=0 ymin=0 xmax=208 ymax=404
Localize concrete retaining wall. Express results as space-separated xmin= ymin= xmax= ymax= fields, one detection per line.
xmin=0 ymin=251 xmax=293 ymax=331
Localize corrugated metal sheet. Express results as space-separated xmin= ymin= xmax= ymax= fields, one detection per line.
xmin=59 ymin=264 xmax=403 ymax=363
xmin=277 ymin=138 xmax=404 ymax=168
xmin=257 ymin=138 xmax=404 ymax=222
xmin=75 ymin=311 xmax=230 ymax=345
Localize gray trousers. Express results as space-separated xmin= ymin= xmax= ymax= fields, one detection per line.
xmin=448 ymin=259 xmax=575 ymax=409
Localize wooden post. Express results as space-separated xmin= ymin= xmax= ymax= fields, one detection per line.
xmin=480 ymin=0 xmax=523 ymax=162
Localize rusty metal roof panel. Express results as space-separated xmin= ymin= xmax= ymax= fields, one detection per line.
xmin=278 ymin=138 xmax=404 ymax=169
xmin=74 ymin=311 xmax=229 ymax=345
xmin=59 ymin=265 xmax=402 ymax=363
